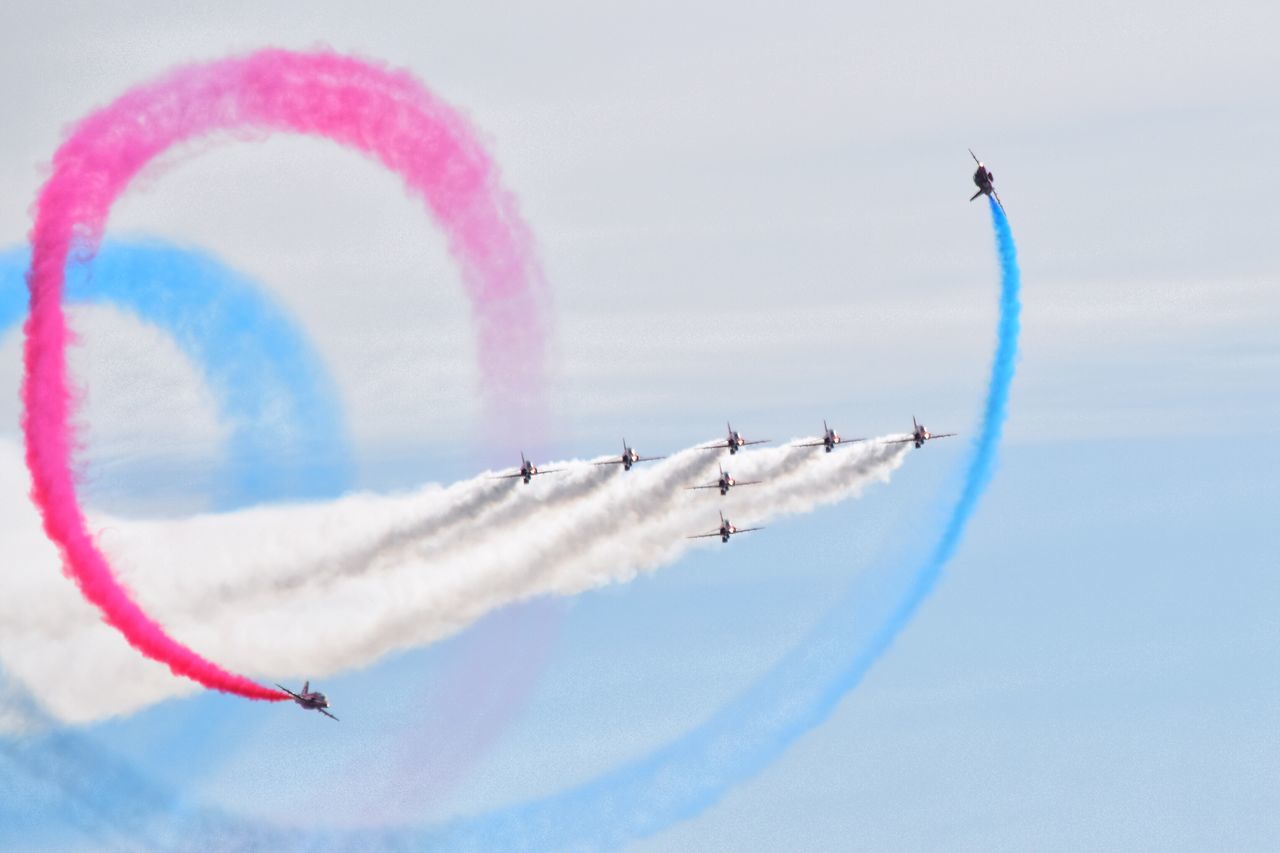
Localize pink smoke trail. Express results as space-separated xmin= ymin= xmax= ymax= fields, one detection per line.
xmin=23 ymin=49 xmax=548 ymax=700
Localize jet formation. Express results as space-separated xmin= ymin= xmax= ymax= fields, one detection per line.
xmin=489 ymin=417 xmax=953 ymax=552
xmin=278 ymin=154 xmax=990 ymax=718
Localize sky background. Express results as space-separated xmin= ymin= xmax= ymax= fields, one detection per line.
xmin=1 ymin=2 xmax=1277 ymax=850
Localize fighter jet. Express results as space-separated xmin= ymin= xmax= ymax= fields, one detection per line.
xmin=968 ymin=149 xmax=1004 ymax=211
xmin=594 ymin=439 xmax=665 ymax=471
xmin=493 ymin=452 xmax=562 ymax=484
xmin=687 ymin=511 xmax=764 ymax=543
xmin=793 ymin=420 xmax=865 ymax=453
xmin=888 ymin=416 xmax=957 ymax=449
xmin=276 ymin=681 xmax=338 ymax=721
xmin=699 ymin=422 xmax=770 ymax=455
xmin=687 ymin=463 xmax=762 ymax=496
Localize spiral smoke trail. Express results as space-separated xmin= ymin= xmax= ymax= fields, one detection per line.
xmin=20 ymin=49 xmax=546 ymax=700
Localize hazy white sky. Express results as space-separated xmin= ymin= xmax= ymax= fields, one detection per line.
xmin=0 ymin=2 xmax=1276 ymax=850
xmin=2 ymin=0 xmax=1276 ymax=473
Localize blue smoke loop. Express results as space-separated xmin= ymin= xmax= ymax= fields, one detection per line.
xmin=0 ymin=240 xmax=354 ymax=507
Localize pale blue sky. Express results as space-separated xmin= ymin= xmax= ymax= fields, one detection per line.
xmin=1 ymin=1 xmax=1277 ymax=850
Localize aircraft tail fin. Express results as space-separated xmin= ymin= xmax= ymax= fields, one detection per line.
xmin=302 ymin=681 xmax=309 ymax=694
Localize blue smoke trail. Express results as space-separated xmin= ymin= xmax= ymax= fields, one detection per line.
xmin=406 ymin=197 xmax=1024 ymax=850
xmin=0 ymin=202 xmax=1019 ymax=849
xmin=0 ymin=239 xmax=356 ymax=849
xmin=0 ymin=240 xmax=354 ymax=507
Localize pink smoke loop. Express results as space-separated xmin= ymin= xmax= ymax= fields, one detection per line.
xmin=23 ymin=49 xmax=549 ymax=700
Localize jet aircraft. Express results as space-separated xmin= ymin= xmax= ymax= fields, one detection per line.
xmin=594 ymin=439 xmax=665 ymax=471
xmin=968 ymin=149 xmax=1004 ymax=211
xmin=687 ymin=463 xmax=762 ymax=496
xmin=493 ymin=452 xmax=561 ymax=484
xmin=700 ymin=422 xmax=769 ymax=455
xmin=276 ymin=681 xmax=338 ymax=721
xmin=687 ymin=511 xmax=764 ymax=543
xmin=888 ymin=416 xmax=957 ymax=449
xmin=794 ymin=420 xmax=865 ymax=453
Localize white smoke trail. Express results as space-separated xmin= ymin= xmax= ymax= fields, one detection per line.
xmin=0 ymin=436 xmax=908 ymax=723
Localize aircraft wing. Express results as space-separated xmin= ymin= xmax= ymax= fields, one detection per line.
xmin=740 ymin=439 xmax=770 ymax=447
xmin=992 ymin=190 xmax=1005 ymax=212
xmin=686 ymin=483 xmax=722 ymax=490
xmin=319 ymin=708 xmax=340 ymax=721
xmin=930 ymin=433 xmax=958 ymax=440
xmin=531 ymin=468 xmax=563 ymax=476
xmin=593 ymin=458 xmax=626 ymax=466
xmin=885 ymin=437 xmax=917 ymax=444
xmin=636 ymin=455 xmax=667 ymax=463
xmin=687 ymin=531 xmax=724 ymax=539
xmin=491 ymin=472 xmax=527 ymax=479
xmin=697 ymin=442 xmax=728 ymax=451
xmin=969 ymin=148 xmax=980 ymax=164
xmin=735 ymin=480 xmax=763 ymax=487
xmin=792 ymin=440 xmax=828 ymax=448
xmin=274 ymin=684 xmax=303 ymax=701
xmin=735 ymin=526 xmax=765 ymax=534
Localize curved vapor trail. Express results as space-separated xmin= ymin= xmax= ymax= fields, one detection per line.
xmin=21 ymin=49 xmax=547 ymax=700
xmin=409 ymin=197 xmax=1023 ymax=850
xmin=0 ymin=241 xmax=353 ymax=507
xmin=0 ymin=201 xmax=1015 ymax=852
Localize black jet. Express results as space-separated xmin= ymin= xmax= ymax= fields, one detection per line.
xmin=968 ymin=149 xmax=1004 ymax=211
xmin=277 ymin=681 xmax=338 ymax=721
xmin=493 ymin=451 xmax=562 ymax=484
xmin=686 ymin=463 xmax=762 ymax=496
xmin=687 ymin=510 xmax=764 ymax=544
xmin=888 ymin=416 xmax=957 ymax=449
xmin=793 ymin=419 xmax=865 ymax=453
xmin=699 ymin=422 xmax=770 ymax=456
xmin=594 ymin=439 xmax=665 ymax=472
